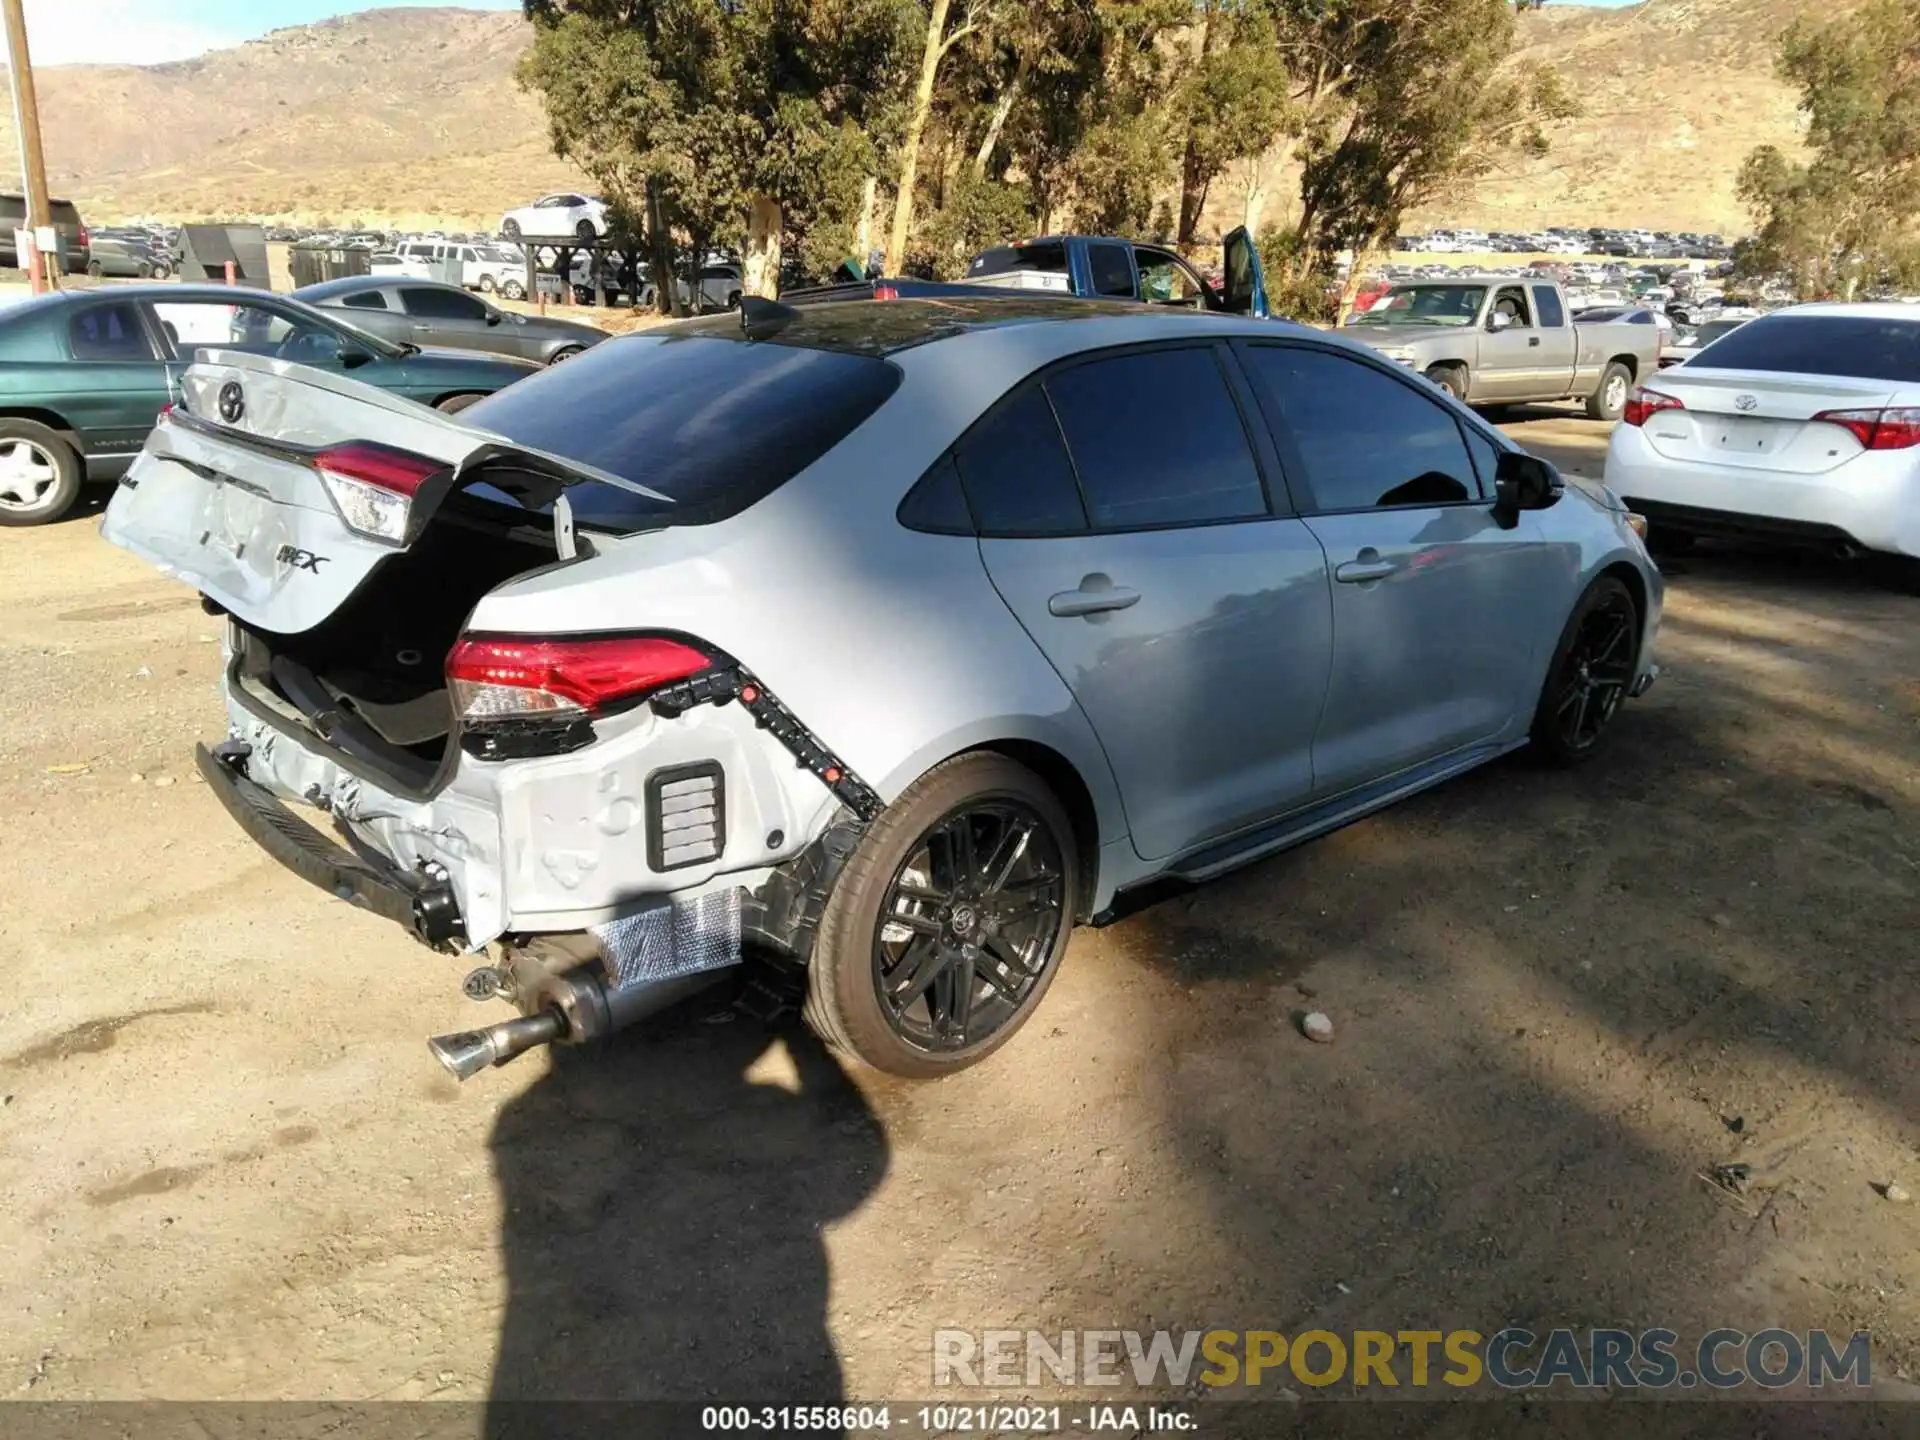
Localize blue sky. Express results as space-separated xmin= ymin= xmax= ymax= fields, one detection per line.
xmin=27 ymin=0 xmax=520 ymax=67
xmin=29 ymin=0 xmax=1640 ymax=68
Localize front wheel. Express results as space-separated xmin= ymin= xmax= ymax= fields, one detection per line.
xmin=500 ymin=279 xmax=526 ymax=301
xmin=86 ymin=260 xmax=103 ymax=278
xmin=546 ymin=345 xmax=583 ymax=365
xmin=575 ymin=219 xmax=597 ymax=243
xmin=804 ymin=753 xmax=1079 ymax=1079
xmin=1587 ymin=361 xmax=1633 ymax=421
xmin=0 ymin=420 xmax=83 ymax=526
xmin=1529 ymin=576 xmax=1640 ymax=767
xmin=477 ymin=274 xmax=495 ymax=293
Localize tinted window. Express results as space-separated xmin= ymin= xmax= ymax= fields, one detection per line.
xmin=898 ymin=455 xmax=973 ymax=535
xmin=459 ymin=332 xmax=902 ymax=529
xmin=1461 ymin=425 xmax=1501 ymax=499
xmin=1243 ymin=346 xmax=1478 ymax=512
xmin=1087 ymin=243 xmax=1135 ymax=299
xmin=338 ymin=290 xmax=388 ymax=310
xmin=1532 ymin=286 xmax=1566 ymax=327
xmin=400 ymin=286 xmax=488 ymax=320
xmin=1134 ymin=248 xmax=1207 ymax=307
xmin=1046 ymin=348 xmax=1266 ymax=529
xmin=68 ymin=302 xmax=155 ymax=361
xmin=1686 ymin=315 xmax=1920 ymax=380
xmin=952 ymin=386 xmax=1086 ymax=536
xmin=971 ymin=242 xmax=1067 ymax=278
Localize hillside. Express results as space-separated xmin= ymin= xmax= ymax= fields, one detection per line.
xmin=0 ymin=0 xmax=1832 ymax=236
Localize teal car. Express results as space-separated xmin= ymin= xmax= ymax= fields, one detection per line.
xmin=0 ymin=284 xmax=540 ymax=525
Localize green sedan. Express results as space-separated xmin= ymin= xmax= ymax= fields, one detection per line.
xmin=0 ymin=283 xmax=541 ymax=525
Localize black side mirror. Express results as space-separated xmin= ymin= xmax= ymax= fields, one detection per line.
xmin=340 ymin=347 xmax=374 ymax=369
xmin=1492 ymin=450 xmax=1563 ymax=528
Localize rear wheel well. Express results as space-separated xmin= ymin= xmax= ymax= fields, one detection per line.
xmin=1609 ymin=354 xmax=1640 ymax=381
xmin=973 ymin=739 xmax=1100 ymax=923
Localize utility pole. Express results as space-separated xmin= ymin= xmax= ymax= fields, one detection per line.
xmin=1 ymin=0 xmax=52 ymax=293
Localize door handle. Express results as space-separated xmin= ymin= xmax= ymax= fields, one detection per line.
xmin=1334 ymin=550 xmax=1398 ymax=584
xmin=1048 ymin=578 xmax=1141 ymax=617
xmin=1529 ymin=336 xmax=1541 ymax=347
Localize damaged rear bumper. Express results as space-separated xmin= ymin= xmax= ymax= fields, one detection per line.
xmin=196 ymin=740 xmax=465 ymax=949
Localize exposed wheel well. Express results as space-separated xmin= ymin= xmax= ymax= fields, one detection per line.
xmin=1608 ymin=354 xmax=1640 ymax=380
xmin=973 ymin=739 xmax=1101 ymax=923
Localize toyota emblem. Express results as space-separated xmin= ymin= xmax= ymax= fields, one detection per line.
xmin=217 ymin=381 xmax=245 ymax=423
xmin=1734 ymin=393 xmax=1759 ymax=412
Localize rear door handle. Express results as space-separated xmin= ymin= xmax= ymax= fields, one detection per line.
xmin=1334 ymin=551 xmax=1398 ymax=584
xmin=1048 ymin=579 xmax=1140 ymax=617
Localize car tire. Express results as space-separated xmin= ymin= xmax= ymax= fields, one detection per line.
xmin=85 ymin=260 xmax=103 ymax=278
xmin=478 ymin=274 xmax=495 ymax=293
xmin=1528 ymin=576 xmax=1640 ymax=768
xmin=500 ymin=279 xmax=526 ymax=301
xmin=575 ymin=219 xmax=597 ymax=243
xmin=149 ymin=262 xmax=171 ymax=280
xmin=1426 ymin=364 xmax=1468 ymax=402
xmin=0 ymin=419 xmax=84 ymax=527
xmin=434 ymin=393 xmax=484 ymax=415
xmin=502 ymin=219 xmax=521 ymax=241
xmin=546 ymin=345 xmax=584 ymax=365
xmin=1587 ymin=361 xmax=1633 ymax=422
xmin=803 ymin=752 xmax=1080 ymax=1079
xmin=727 ymin=291 xmax=743 ymax=311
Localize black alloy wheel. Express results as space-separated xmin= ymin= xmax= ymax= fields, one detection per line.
xmin=1541 ymin=580 xmax=1638 ymax=760
xmin=872 ymin=801 xmax=1066 ymax=1054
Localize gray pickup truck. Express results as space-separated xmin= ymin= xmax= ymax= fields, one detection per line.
xmin=1342 ymin=275 xmax=1660 ymax=421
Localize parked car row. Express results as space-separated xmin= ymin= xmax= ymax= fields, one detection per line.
xmin=1398 ymin=227 xmax=1734 ymax=260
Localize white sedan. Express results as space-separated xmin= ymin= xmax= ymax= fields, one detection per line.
xmin=1607 ymin=303 xmax=1920 ymax=561
xmin=499 ymin=194 xmax=608 ymax=243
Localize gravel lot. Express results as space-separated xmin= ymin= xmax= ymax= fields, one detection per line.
xmin=2 ymin=409 xmax=1916 ymax=1407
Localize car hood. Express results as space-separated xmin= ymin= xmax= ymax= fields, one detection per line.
xmin=521 ymin=318 xmax=608 ymax=342
xmin=1342 ymin=323 xmax=1463 ymax=344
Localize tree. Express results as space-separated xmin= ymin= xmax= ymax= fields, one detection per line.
xmin=519 ymin=0 xmax=916 ymax=302
xmin=1170 ymin=0 xmax=1294 ymax=251
xmin=884 ymin=0 xmax=990 ymax=276
xmin=1738 ymin=0 xmax=1920 ymax=299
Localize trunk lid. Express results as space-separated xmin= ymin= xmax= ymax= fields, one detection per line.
xmin=102 ymin=351 xmax=656 ymax=635
xmin=1636 ymin=366 xmax=1900 ymax=473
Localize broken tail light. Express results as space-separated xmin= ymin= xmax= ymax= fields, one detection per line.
xmin=1623 ymin=387 xmax=1684 ymax=427
xmin=315 ymin=442 xmax=446 ymax=544
xmin=1812 ymin=407 xmax=1920 ymax=450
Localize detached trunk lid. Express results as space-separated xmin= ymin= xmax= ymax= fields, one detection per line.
xmin=101 ymin=351 xmax=654 ymax=635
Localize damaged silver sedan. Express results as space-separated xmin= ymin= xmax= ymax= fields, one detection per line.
xmin=102 ymin=296 xmax=1662 ymax=1081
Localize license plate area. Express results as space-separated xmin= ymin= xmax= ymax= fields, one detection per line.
xmin=1705 ymin=415 xmax=1791 ymax=455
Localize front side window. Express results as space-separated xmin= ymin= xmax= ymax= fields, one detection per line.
xmin=399 ymin=286 xmax=488 ymax=320
xmin=68 ymin=301 xmax=156 ymax=361
xmin=1491 ymin=287 xmax=1533 ymax=327
xmin=1086 ymin=243 xmax=1135 ymax=299
xmin=1133 ymin=248 xmax=1208 ymax=307
xmin=1044 ymin=347 xmax=1267 ymax=529
xmin=1242 ymin=345 xmax=1479 ymax=512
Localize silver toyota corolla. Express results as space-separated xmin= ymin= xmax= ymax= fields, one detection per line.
xmin=102 ymin=297 xmax=1662 ymax=1081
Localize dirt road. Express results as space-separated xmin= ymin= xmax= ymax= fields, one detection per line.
xmin=2 ymin=416 xmax=1916 ymax=1407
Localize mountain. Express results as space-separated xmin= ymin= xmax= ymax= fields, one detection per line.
xmin=3 ymin=0 xmax=1825 ymax=236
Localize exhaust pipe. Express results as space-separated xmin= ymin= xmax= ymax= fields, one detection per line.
xmin=428 ymin=1009 xmax=567 ymax=1081
xmin=427 ymin=960 xmax=734 ymax=1081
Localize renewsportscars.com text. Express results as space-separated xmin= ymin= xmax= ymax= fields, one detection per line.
xmin=932 ymin=1327 xmax=1872 ymax=1391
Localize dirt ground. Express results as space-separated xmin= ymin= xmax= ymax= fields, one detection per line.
xmin=1 ymin=410 xmax=1917 ymax=1414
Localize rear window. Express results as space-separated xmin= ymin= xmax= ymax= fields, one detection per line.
xmin=1690 ymin=314 xmax=1920 ymax=381
xmin=971 ymin=243 xmax=1067 ymax=278
xmin=459 ymin=332 xmax=902 ymax=529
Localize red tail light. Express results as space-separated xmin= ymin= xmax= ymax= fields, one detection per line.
xmin=78 ymin=224 xmax=89 ymax=247
xmin=1623 ymin=387 xmax=1684 ymax=427
xmin=313 ymin=441 xmax=444 ymax=543
xmin=446 ymin=634 xmax=712 ymax=720
xmin=872 ymin=284 xmax=899 ymax=301
xmin=1812 ymin=406 xmax=1920 ymax=450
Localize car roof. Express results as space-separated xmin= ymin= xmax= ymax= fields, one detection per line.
xmin=666 ymin=296 xmax=1311 ymax=359
xmin=294 ymin=275 xmax=466 ymax=300
xmin=1760 ymin=301 xmax=1920 ymax=322
xmin=0 ymin=284 xmax=307 ymax=324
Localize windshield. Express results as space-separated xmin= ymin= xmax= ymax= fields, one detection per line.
xmin=1348 ymin=285 xmax=1487 ymax=327
xmin=481 ymin=247 xmax=521 ymax=263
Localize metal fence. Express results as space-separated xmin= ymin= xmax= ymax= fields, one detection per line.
xmin=287 ymin=246 xmax=372 ymax=288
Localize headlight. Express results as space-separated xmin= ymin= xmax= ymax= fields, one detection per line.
xmin=1377 ymin=346 xmax=1417 ymax=364
xmin=1625 ymin=512 xmax=1649 ymax=540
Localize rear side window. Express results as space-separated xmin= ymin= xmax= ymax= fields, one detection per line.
xmin=953 ymin=386 xmax=1087 ymax=536
xmin=1045 ymin=347 xmax=1267 ymax=529
xmin=1242 ymin=345 xmax=1478 ymax=512
xmin=1087 ymin=244 xmax=1135 ymax=299
xmin=339 ymin=290 xmax=387 ymax=310
xmin=68 ymin=302 xmax=155 ymax=361
xmin=1532 ymin=286 xmax=1566 ymax=327
xmin=400 ymin=286 xmax=487 ymax=320
xmin=1686 ymin=315 xmax=1920 ymax=381
xmin=458 ymin=332 xmax=903 ymax=529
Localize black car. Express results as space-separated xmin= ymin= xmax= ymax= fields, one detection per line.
xmin=292 ymin=277 xmax=608 ymax=364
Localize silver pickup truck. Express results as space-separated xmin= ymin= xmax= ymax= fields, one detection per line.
xmin=1342 ymin=275 xmax=1660 ymax=421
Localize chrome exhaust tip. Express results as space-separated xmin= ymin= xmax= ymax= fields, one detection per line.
xmin=427 ymin=1010 xmax=567 ymax=1081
